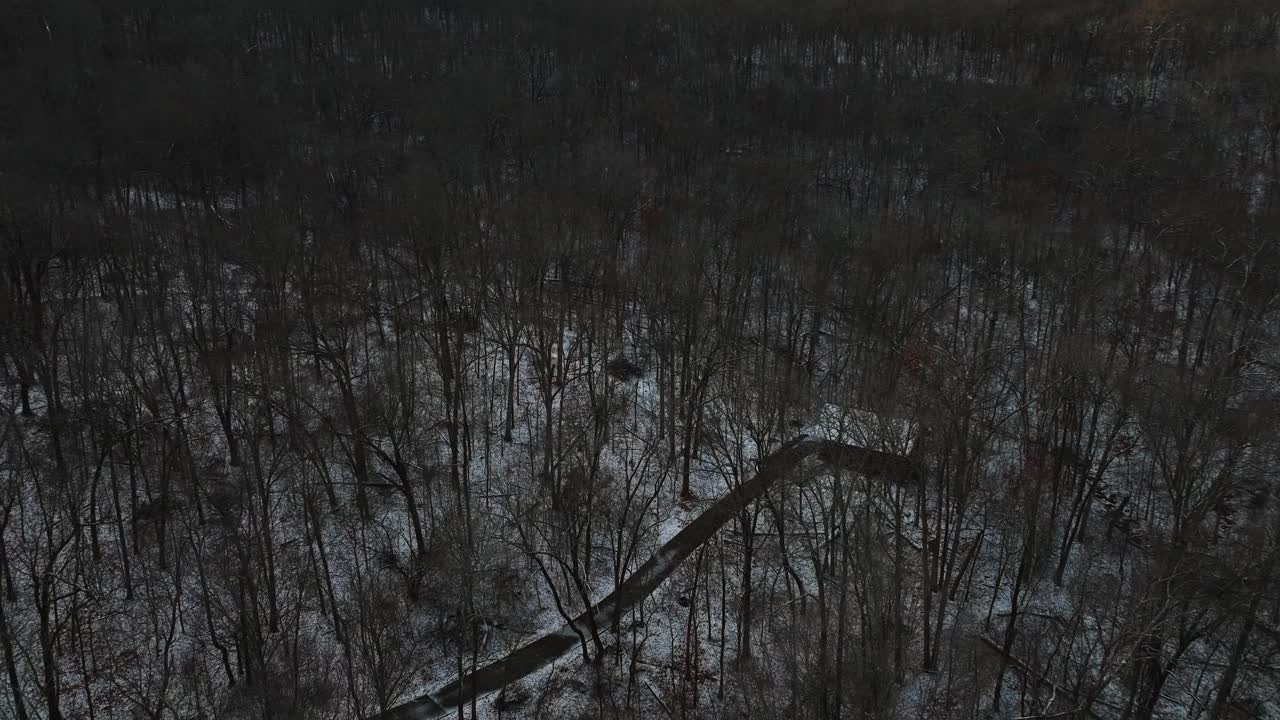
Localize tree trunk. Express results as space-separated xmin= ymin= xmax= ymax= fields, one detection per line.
xmin=1209 ymin=594 xmax=1260 ymax=720
xmin=0 ymin=586 xmax=29 ymax=720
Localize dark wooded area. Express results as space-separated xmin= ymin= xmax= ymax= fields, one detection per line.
xmin=2 ymin=1 xmax=1279 ymax=719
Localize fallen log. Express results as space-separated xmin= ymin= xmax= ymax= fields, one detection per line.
xmin=374 ymin=437 xmax=916 ymax=720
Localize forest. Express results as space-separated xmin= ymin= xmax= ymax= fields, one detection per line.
xmin=2 ymin=1 xmax=1280 ymax=719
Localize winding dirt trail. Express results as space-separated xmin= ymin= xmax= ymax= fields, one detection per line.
xmin=374 ymin=437 xmax=920 ymax=720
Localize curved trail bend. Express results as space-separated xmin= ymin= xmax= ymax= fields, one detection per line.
xmin=374 ymin=437 xmax=921 ymax=720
